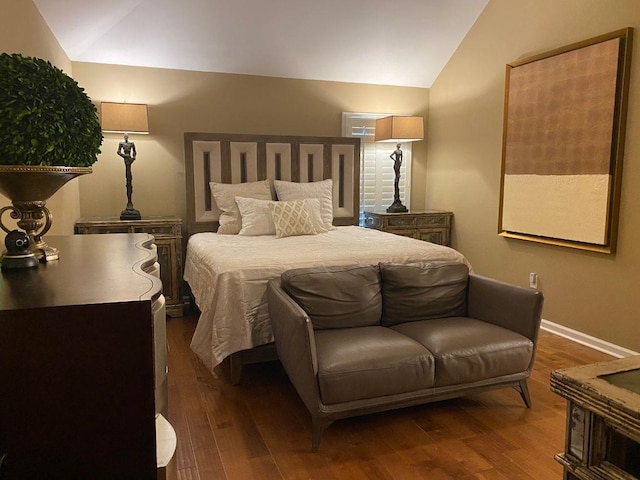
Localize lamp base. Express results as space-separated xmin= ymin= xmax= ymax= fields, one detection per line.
xmin=386 ymin=200 xmax=408 ymax=213
xmin=120 ymin=207 xmax=141 ymax=221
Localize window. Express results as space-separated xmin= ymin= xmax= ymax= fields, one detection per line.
xmin=342 ymin=112 xmax=412 ymax=225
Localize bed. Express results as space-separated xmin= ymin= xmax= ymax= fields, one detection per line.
xmin=183 ymin=132 xmax=470 ymax=381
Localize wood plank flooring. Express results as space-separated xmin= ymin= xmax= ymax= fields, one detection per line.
xmin=167 ymin=315 xmax=613 ymax=480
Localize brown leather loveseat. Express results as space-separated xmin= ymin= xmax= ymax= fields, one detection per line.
xmin=266 ymin=262 xmax=544 ymax=452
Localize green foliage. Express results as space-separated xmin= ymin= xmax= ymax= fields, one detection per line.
xmin=0 ymin=53 xmax=103 ymax=166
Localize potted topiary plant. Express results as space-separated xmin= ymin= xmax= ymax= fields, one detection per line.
xmin=0 ymin=53 xmax=103 ymax=261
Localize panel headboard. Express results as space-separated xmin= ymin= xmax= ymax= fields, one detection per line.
xmin=184 ymin=132 xmax=361 ymax=236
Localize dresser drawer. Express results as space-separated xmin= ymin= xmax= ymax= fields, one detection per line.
xmin=416 ymin=213 xmax=451 ymax=227
xmin=131 ymin=224 xmax=177 ymax=236
xmin=77 ymin=225 xmax=131 ymax=234
xmin=417 ymin=228 xmax=449 ymax=245
xmin=386 ymin=216 xmax=416 ymax=228
xmin=389 ymin=229 xmax=417 ymax=239
xmin=77 ymin=224 xmax=177 ymax=236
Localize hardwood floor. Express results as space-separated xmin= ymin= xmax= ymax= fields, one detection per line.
xmin=167 ymin=315 xmax=613 ymax=480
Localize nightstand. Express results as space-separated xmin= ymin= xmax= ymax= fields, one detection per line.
xmin=74 ymin=216 xmax=184 ymax=317
xmin=363 ymin=210 xmax=453 ymax=246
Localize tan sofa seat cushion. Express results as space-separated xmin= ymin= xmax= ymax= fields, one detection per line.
xmin=281 ymin=264 xmax=382 ymax=329
xmin=380 ymin=262 xmax=469 ymax=326
xmin=391 ymin=317 xmax=533 ymax=387
xmin=314 ymin=326 xmax=435 ymax=405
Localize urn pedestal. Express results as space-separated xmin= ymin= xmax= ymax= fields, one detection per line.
xmin=0 ymin=166 xmax=91 ymax=261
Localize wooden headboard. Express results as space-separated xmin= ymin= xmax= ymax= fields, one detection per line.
xmin=184 ymin=132 xmax=361 ymax=236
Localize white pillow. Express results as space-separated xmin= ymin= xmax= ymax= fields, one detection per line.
xmin=273 ymin=179 xmax=334 ymax=231
xmin=235 ymin=196 xmax=326 ymax=237
xmin=268 ymin=199 xmax=317 ymax=238
xmin=209 ymin=180 xmax=272 ymax=234
xmin=235 ymin=197 xmax=276 ymax=236
xmin=304 ymin=197 xmax=328 ymax=234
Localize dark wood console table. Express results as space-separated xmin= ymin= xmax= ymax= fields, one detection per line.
xmin=0 ymin=234 xmax=175 ymax=479
xmin=551 ymin=356 xmax=640 ymax=480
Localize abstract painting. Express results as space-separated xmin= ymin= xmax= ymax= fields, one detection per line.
xmin=499 ymin=28 xmax=633 ymax=253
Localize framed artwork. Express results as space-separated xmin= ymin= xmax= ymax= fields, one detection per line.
xmin=498 ymin=28 xmax=633 ymax=253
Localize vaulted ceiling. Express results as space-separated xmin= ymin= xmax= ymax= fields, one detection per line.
xmin=34 ymin=0 xmax=488 ymax=88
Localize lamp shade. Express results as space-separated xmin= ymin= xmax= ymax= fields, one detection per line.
xmin=100 ymin=102 xmax=149 ymax=134
xmin=374 ymin=115 xmax=424 ymax=142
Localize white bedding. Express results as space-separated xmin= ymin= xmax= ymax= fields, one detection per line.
xmin=184 ymin=226 xmax=471 ymax=373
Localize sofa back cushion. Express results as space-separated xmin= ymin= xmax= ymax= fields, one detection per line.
xmin=380 ymin=262 xmax=469 ymax=326
xmin=281 ymin=264 xmax=382 ymax=330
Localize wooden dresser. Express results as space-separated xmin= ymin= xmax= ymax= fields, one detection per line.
xmin=363 ymin=210 xmax=453 ymax=246
xmin=0 ymin=234 xmax=175 ymax=479
xmin=74 ymin=216 xmax=184 ymax=317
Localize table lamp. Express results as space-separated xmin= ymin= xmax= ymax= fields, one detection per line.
xmin=100 ymin=102 xmax=149 ymax=220
xmin=374 ymin=115 xmax=424 ymax=213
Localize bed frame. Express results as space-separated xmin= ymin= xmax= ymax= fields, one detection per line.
xmin=184 ymin=132 xmax=361 ymax=234
xmin=184 ymin=132 xmax=361 ymax=382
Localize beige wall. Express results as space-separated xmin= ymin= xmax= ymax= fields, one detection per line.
xmin=0 ymin=0 xmax=80 ymax=235
xmin=428 ymin=0 xmax=640 ymax=351
xmin=1 ymin=0 xmax=429 ymax=240
xmin=72 ymin=63 xmax=429 ymax=220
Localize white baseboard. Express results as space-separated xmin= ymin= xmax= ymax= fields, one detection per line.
xmin=541 ymin=319 xmax=639 ymax=358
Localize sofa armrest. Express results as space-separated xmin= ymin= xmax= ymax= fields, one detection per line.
xmin=267 ymin=279 xmax=321 ymax=410
xmin=467 ymin=274 xmax=544 ymax=342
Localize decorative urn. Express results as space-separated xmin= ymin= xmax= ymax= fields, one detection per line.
xmin=0 ymin=53 xmax=103 ymax=261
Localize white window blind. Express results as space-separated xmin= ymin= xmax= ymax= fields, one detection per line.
xmin=342 ymin=112 xmax=412 ymax=225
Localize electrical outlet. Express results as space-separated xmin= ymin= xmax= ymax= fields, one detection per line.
xmin=529 ymin=272 xmax=538 ymax=289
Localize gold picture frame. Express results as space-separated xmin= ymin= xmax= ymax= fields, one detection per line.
xmin=498 ymin=28 xmax=633 ymax=253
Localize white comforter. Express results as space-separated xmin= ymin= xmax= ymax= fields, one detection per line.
xmin=184 ymin=226 xmax=470 ymax=373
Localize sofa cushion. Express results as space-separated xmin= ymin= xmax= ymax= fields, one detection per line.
xmin=281 ymin=264 xmax=382 ymax=329
xmin=314 ymin=326 xmax=435 ymax=404
xmin=380 ymin=262 xmax=469 ymax=326
xmin=390 ymin=317 xmax=533 ymax=387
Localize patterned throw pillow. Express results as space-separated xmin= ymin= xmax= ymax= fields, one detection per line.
xmin=268 ymin=200 xmax=317 ymax=238
xmin=273 ymin=179 xmax=335 ymax=231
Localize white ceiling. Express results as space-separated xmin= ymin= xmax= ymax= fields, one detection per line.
xmin=33 ymin=0 xmax=488 ymax=88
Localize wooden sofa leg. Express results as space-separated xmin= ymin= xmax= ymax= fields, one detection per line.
xmin=311 ymin=417 xmax=332 ymax=453
xmin=517 ymin=379 xmax=532 ymax=408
